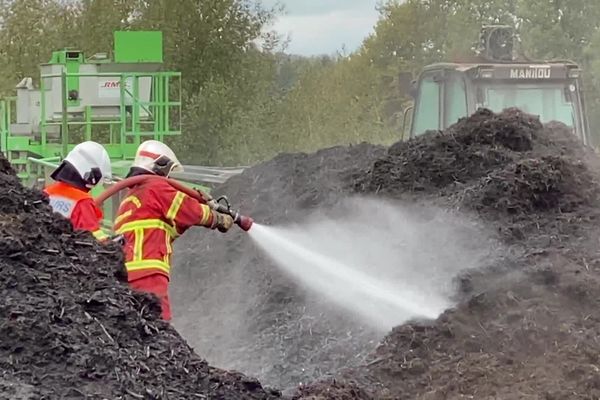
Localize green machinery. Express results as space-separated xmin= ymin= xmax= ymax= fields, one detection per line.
xmin=404 ymin=25 xmax=591 ymax=146
xmin=0 ymin=31 xmax=226 ymax=229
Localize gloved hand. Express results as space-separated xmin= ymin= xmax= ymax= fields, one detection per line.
xmin=214 ymin=212 xmax=234 ymax=233
xmin=206 ymin=198 xmax=219 ymax=210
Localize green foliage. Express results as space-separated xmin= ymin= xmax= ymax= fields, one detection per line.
xmin=271 ymin=53 xmax=398 ymax=151
xmin=3 ymin=0 xmax=600 ymax=164
xmin=130 ymin=0 xmax=275 ymax=92
xmin=516 ymin=0 xmax=600 ymax=143
xmin=0 ymin=0 xmax=76 ymax=94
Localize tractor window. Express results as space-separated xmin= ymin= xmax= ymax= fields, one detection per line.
xmin=482 ymin=84 xmax=574 ymax=127
xmin=412 ymin=74 xmax=440 ymax=136
xmin=445 ymin=74 xmax=468 ymax=127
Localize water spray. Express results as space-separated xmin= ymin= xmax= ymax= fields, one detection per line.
xmin=248 ymin=223 xmax=447 ymax=327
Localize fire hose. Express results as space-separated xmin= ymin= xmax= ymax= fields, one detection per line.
xmin=95 ymin=174 xmax=254 ymax=232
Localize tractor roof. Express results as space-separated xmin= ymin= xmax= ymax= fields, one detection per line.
xmin=421 ymin=59 xmax=582 ymax=81
xmin=422 ymin=59 xmax=580 ymax=72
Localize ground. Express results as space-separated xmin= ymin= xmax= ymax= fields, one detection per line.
xmin=2 ymin=108 xmax=600 ymax=399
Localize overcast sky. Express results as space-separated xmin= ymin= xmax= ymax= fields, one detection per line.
xmin=262 ymin=0 xmax=381 ymax=56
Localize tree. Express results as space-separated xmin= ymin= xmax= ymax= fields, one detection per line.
xmin=130 ymin=0 xmax=276 ymax=93
xmin=517 ymin=0 xmax=600 ymax=60
xmin=4 ymin=0 xmax=600 ymax=163
xmin=0 ymin=0 xmax=76 ymax=94
xmin=72 ymin=0 xmax=136 ymax=54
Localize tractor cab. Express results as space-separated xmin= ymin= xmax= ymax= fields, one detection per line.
xmin=407 ymin=26 xmax=591 ymax=145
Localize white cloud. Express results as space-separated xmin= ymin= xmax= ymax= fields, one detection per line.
xmin=264 ymin=0 xmax=376 ymax=16
xmin=262 ymin=1 xmax=379 ymax=56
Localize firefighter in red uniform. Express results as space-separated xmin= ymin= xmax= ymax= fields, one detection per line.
xmin=114 ymin=140 xmax=233 ymax=321
xmin=44 ymin=141 xmax=112 ymax=241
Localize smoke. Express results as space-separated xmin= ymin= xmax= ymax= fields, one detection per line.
xmin=249 ymin=197 xmax=498 ymax=331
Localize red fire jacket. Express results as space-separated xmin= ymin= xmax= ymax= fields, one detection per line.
xmin=113 ymin=178 xmax=216 ymax=282
xmin=44 ymin=181 xmax=108 ymax=240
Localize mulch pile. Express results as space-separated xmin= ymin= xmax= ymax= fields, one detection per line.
xmin=311 ymin=108 xmax=600 ymax=399
xmin=176 ymin=107 xmax=600 ymax=399
xmin=0 ymin=159 xmax=280 ymax=398
xmin=4 ymin=106 xmax=600 ymax=400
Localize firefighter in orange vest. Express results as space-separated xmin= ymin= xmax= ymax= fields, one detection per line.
xmin=113 ymin=140 xmax=233 ymax=321
xmin=44 ymin=141 xmax=112 ymax=241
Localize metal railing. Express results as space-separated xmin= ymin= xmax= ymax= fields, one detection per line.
xmin=37 ymin=71 xmax=182 ymax=158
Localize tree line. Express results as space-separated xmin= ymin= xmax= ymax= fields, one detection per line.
xmin=1 ymin=0 xmax=600 ymax=165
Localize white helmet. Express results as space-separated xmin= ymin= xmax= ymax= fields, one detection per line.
xmin=62 ymin=141 xmax=112 ymax=187
xmin=132 ymin=140 xmax=183 ymax=177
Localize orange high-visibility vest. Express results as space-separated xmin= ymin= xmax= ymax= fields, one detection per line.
xmin=44 ymin=181 xmax=107 ymax=240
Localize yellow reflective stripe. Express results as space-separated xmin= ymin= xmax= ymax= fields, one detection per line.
xmin=114 ymin=210 xmax=132 ymax=227
xmin=133 ymin=228 xmax=144 ymax=261
xmin=199 ymin=204 xmax=213 ymax=226
xmin=164 ymin=232 xmax=172 ymax=264
xmin=92 ymin=229 xmax=109 ymax=240
xmin=122 ymin=195 xmax=142 ymax=209
xmin=166 ymin=191 xmax=186 ymax=222
xmin=116 ymin=219 xmax=178 ymax=238
xmin=125 ymin=260 xmax=170 ymax=275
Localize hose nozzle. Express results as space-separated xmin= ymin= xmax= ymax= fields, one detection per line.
xmin=212 ymin=196 xmax=254 ymax=232
xmin=235 ymin=215 xmax=254 ymax=231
